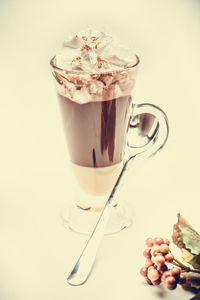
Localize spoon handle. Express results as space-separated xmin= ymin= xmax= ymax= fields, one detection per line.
xmin=67 ymin=161 xmax=130 ymax=286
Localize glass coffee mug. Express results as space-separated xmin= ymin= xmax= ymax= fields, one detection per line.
xmin=50 ymin=54 xmax=169 ymax=234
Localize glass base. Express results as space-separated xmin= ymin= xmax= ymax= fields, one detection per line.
xmin=60 ymin=201 xmax=134 ymax=235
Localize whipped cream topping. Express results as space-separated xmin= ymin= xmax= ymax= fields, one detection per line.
xmin=51 ymin=29 xmax=139 ymax=104
xmin=54 ymin=29 xmax=138 ymax=73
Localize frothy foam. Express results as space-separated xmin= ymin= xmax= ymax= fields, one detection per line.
xmin=54 ymin=29 xmax=137 ymax=73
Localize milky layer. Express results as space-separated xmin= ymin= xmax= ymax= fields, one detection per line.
xmin=72 ymin=161 xmax=124 ymax=197
xmin=50 ymin=29 xmax=139 ymax=104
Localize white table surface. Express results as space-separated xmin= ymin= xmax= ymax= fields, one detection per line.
xmin=1 ymin=0 xmax=200 ymax=299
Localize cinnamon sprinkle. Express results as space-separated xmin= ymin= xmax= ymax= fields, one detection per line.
xmin=95 ymin=42 xmax=100 ymax=49
xmin=97 ymin=56 xmax=108 ymax=68
xmin=91 ymin=36 xmax=98 ymax=42
xmin=81 ymin=44 xmax=91 ymax=52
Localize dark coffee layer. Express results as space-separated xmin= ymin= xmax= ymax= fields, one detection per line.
xmin=58 ymin=95 xmax=132 ymax=168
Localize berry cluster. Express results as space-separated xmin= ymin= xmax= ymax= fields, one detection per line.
xmin=140 ymin=237 xmax=186 ymax=290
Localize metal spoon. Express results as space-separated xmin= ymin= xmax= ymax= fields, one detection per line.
xmin=67 ymin=103 xmax=169 ymax=286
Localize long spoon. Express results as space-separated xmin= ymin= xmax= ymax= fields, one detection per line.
xmin=67 ymin=104 xmax=169 ymax=286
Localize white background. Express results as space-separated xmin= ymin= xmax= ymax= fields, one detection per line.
xmin=1 ymin=0 xmax=200 ymax=299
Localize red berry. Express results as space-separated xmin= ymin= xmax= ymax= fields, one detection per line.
xmin=161 ymin=274 xmax=166 ymax=283
xmin=165 ymin=253 xmax=174 ymax=263
xmin=148 ymin=269 xmax=160 ymax=282
xmin=140 ymin=267 xmax=148 ymax=277
xmin=154 ymin=237 xmax=164 ymax=246
xmin=155 ymin=255 xmax=165 ymax=267
xmin=152 ymin=278 xmax=161 ymax=286
xmin=166 ymin=276 xmax=176 ymax=285
xmin=148 ymin=266 xmax=156 ymax=271
xmin=145 ymin=238 xmax=154 ymax=247
xmin=145 ymin=258 xmax=153 ymax=268
xmin=151 ymin=245 xmax=161 ymax=255
xmin=162 ymin=270 xmax=171 ymax=282
xmin=164 ymin=270 xmax=171 ymax=277
xmin=143 ymin=248 xmax=151 ymax=258
xmin=171 ymin=267 xmax=180 ymax=280
xmin=145 ymin=277 xmax=153 ymax=285
xmin=161 ymin=275 xmax=165 ymax=283
xmin=179 ymin=273 xmax=186 ymax=284
xmin=163 ymin=238 xmax=170 ymax=246
xmin=158 ymin=264 xmax=168 ymax=273
xmin=160 ymin=244 xmax=169 ymax=254
xmin=171 ymin=267 xmax=180 ymax=275
xmin=167 ymin=283 xmax=177 ymax=290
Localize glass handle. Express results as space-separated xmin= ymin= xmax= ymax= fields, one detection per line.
xmin=127 ymin=103 xmax=169 ymax=159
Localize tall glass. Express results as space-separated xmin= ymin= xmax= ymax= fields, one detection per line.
xmin=50 ymin=54 xmax=168 ymax=234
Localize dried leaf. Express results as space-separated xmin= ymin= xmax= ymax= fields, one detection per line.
xmin=172 ymin=214 xmax=200 ymax=255
xmin=172 ymin=214 xmax=185 ymax=248
xmin=185 ymin=272 xmax=200 ymax=291
xmin=190 ymin=291 xmax=200 ymax=300
xmin=190 ymin=282 xmax=200 ymax=290
xmin=181 ymin=249 xmax=200 ymax=270
xmin=182 ymin=249 xmax=195 ymax=264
